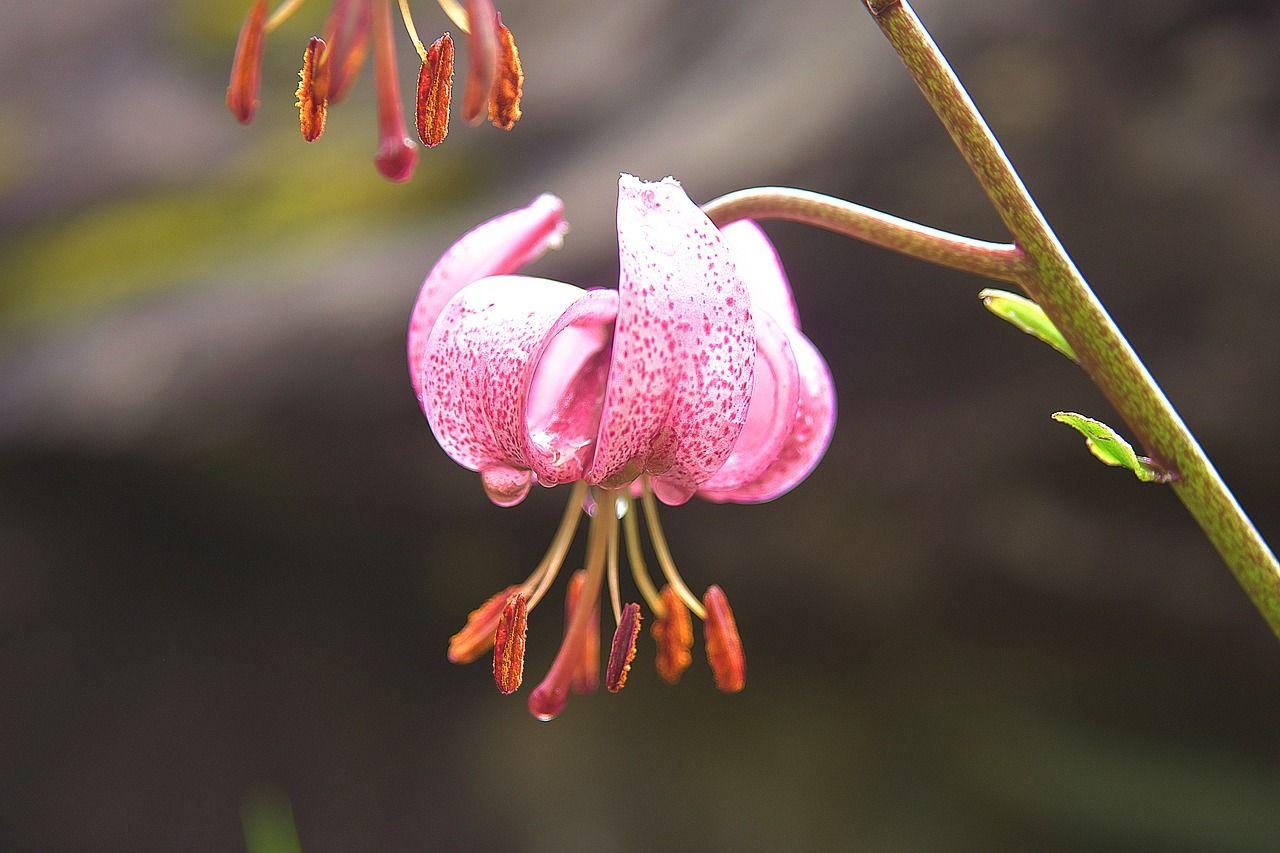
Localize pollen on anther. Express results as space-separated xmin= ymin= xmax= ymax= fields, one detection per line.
xmin=416 ymin=33 xmax=454 ymax=148
xmin=605 ymin=602 xmax=642 ymax=693
xmin=487 ymin=17 xmax=523 ymax=131
xmin=296 ymin=36 xmax=331 ymax=142
xmin=703 ymin=585 xmax=745 ymax=693
xmin=652 ymin=585 xmax=693 ymax=684
xmin=493 ymin=592 xmax=528 ymax=694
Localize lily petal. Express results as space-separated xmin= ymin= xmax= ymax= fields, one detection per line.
xmin=407 ymin=194 xmax=565 ymax=406
xmin=720 ymin=220 xmax=800 ymax=329
xmin=700 ymin=325 xmax=835 ymax=504
xmin=697 ymin=310 xmax=800 ymax=494
xmin=586 ymin=176 xmax=756 ymax=505
xmin=421 ymin=275 xmax=616 ymax=505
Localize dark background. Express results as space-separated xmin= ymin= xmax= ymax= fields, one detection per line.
xmin=2 ymin=0 xmax=1279 ymax=849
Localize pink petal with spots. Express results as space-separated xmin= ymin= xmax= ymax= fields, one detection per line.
xmin=420 ymin=275 xmax=616 ymax=505
xmin=720 ymin=220 xmax=800 ymax=329
xmin=700 ymin=325 xmax=835 ymax=504
xmin=407 ymin=194 xmax=566 ymax=407
xmin=697 ymin=310 xmax=799 ymax=494
xmin=585 ymin=175 xmax=756 ymax=505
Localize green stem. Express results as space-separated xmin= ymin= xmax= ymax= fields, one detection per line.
xmin=703 ymin=187 xmax=1026 ymax=282
xmin=858 ymin=0 xmax=1280 ymax=635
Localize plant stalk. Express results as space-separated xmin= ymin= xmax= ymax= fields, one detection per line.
xmin=860 ymin=0 xmax=1280 ymax=635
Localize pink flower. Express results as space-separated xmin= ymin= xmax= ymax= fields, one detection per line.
xmin=408 ymin=175 xmax=836 ymax=719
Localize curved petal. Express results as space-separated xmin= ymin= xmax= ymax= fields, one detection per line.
xmin=697 ymin=310 xmax=800 ymax=493
xmin=421 ymin=275 xmax=616 ymax=505
xmin=720 ymin=220 xmax=800 ymax=329
xmin=699 ymin=326 xmax=835 ymax=504
xmin=407 ymin=193 xmax=566 ymax=406
xmin=585 ymin=176 xmax=756 ymax=505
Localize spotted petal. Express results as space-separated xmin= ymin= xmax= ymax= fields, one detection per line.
xmin=407 ymin=193 xmax=565 ymax=407
xmin=700 ymin=221 xmax=836 ymax=504
xmin=585 ymin=176 xmax=756 ymax=506
xmin=421 ymin=275 xmax=616 ymax=506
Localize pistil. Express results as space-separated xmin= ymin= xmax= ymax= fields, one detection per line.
xmin=372 ymin=0 xmax=418 ymax=181
xmin=528 ymin=494 xmax=612 ymax=721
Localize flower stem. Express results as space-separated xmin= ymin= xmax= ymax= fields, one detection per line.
xmin=702 ymin=187 xmax=1026 ymax=282
xmin=858 ymin=0 xmax=1280 ymax=635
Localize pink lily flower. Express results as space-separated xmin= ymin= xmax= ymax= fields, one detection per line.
xmin=407 ymin=175 xmax=836 ymax=719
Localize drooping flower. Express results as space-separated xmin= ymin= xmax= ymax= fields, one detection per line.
xmin=409 ymin=175 xmax=836 ymax=720
xmin=226 ymin=0 xmax=524 ymax=182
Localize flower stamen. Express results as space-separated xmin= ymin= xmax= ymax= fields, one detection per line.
xmin=396 ymin=0 xmax=429 ymax=60
xmin=415 ymin=33 xmax=454 ymax=147
xmin=322 ymin=0 xmax=371 ymax=103
xmin=227 ymin=0 xmax=269 ymax=124
xmin=434 ymin=0 xmax=470 ymax=33
xmin=460 ymin=0 xmax=498 ymax=125
xmin=652 ymin=585 xmax=693 ymax=684
xmin=606 ymin=496 xmax=623 ymax=625
xmin=523 ymin=481 xmax=588 ymax=611
xmin=486 ymin=16 xmax=522 ymax=131
xmin=621 ymin=494 xmax=665 ymax=617
xmin=605 ymin=602 xmax=642 ymax=692
xmin=639 ymin=480 xmax=708 ymax=620
xmin=703 ymin=585 xmax=746 ymax=693
xmin=492 ymin=591 xmax=528 ymax=694
xmin=447 ymin=583 xmax=522 ymax=664
xmin=264 ymin=0 xmax=312 ymax=33
xmin=296 ymin=36 xmax=331 ymax=142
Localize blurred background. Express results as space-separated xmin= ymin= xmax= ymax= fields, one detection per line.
xmin=2 ymin=0 xmax=1280 ymax=849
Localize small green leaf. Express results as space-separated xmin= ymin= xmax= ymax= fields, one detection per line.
xmin=1051 ymin=412 xmax=1173 ymax=483
xmin=980 ymin=289 xmax=1077 ymax=361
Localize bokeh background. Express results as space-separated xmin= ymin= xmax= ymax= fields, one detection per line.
xmin=3 ymin=0 xmax=1280 ymax=849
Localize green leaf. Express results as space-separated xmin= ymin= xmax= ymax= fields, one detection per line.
xmin=980 ymin=289 xmax=1077 ymax=361
xmin=1051 ymin=412 xmax=1172 ymax=483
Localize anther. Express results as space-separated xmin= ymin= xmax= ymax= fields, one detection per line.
xmin=492 ymin=592 xmax=528 ymax=694
xmin=702 ymin=585 xmax=745 ymax=693
xmin=227 ymin=0 xmax=269 ymax=124
xmin=416 ymin=33 xmax=455 ymax=147
xmin=296 ymin=36 xmax=331 ymax=142
xmin=564 ymin=569 xmax=599 ymax=695
xmin=487 ymin=16 xmax=522 ymax=130
xmin=447 ymin=584 xmax=522 ymax=664
xmin=323 ymin=0 xmax=371 ymax=103
xmin=652 ymin=585 xmax=693 ymax=684
xmin=605 ymin=602 xmax=642 ymax=693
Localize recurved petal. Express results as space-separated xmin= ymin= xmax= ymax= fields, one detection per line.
xmin=720 ymin=220 xmax=800 ymax=329
xmin=420 ymin=276 xmax=616 ymax=503
xmin=586 ymin=175 xmax=756 ymax=505
xmin=697 ymin=310 xmax=799 ymax=494
xmin=407 ymin=194 xmax=566 ymax=405
xmin=700 ymin=325 xmax=835 ymax=504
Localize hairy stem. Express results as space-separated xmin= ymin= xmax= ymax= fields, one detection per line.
xmin=859 ymin=0 xmax=1280 ymax=635
xmin=703 ymin=187 xmax=1026 ymax=282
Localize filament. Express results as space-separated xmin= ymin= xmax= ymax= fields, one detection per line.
xmin=435 ymin=0 xmax=470 ymax=33
xmin=396 ymin=0 xmax=429 ymax=60
xmin=639 ymin=480 xmax=707 ymax=620
xmin=265 ymin=0 xmax=311 ymax=33
xmin=621 ymin=494 xmax=665 ymax=617
xmin=524 ymin=481 xmax=588 ymax=610
xmin=605 ymin=491 xmax=622 ymax=624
